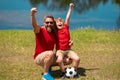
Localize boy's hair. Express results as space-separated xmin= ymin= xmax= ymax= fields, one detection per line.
xmin=55 ymin=18 xmax=64 ymax=22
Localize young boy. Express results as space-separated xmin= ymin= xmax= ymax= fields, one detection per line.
xmin=55 ymin=3 xmax=80 ymax=78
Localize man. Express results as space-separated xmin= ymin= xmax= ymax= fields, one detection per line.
xmin=31 ymin=8 xmax=55 ymax=80
xmin=31 ymin=7 xmax=74 ymax=80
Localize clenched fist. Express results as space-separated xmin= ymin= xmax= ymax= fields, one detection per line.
xmin=31 ymin=7 xmax=37 ymax=16
xmin=69 ymin=3 xmax=74 ymax=9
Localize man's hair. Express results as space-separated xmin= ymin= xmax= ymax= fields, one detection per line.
xmin=43 ymin=15 xmax=57 ymax=32
xmin=44 ymin=14 xmax=54 ymax=21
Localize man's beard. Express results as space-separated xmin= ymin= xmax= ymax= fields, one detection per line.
xmin=46 ymin=27 xmax=52 ymax=32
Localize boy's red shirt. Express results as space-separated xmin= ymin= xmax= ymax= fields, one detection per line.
xmin=56 ymin=24 xmax=71 ymax=50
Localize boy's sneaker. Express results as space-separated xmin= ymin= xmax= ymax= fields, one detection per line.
xmin=60 ymin=72 xmax=66 ymax=79
xmin=42 ymin=73 xmax=54 ymax=80
xmin=74 ymin=72 xmax=80 ymax=77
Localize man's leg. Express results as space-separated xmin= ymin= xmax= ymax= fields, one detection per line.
xmin=43 ymin=51 xmax=54 ymax=80
xmin=34 ymin=51 xmax=54 ymax=80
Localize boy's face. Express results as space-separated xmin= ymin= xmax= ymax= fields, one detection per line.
xmin=55 ymin=18 xmax=64 ymax=29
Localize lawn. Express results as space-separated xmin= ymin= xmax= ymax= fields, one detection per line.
xmin=0 ymin=29 xmax=120 ymax=80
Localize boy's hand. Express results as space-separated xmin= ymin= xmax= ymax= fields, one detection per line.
xmin=69 ymin=3 xmax=74 ymax=9
xmin=31 ymin=7 xmax=37 ymax=16
xmin=69 ymin=40 xmax=73 ymax=47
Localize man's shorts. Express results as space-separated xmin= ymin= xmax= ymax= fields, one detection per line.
xmin=34 ymin=51 xmax=49 ymax=66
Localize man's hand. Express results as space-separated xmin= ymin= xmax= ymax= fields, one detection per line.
xmin=31 ymin=7 xmax=37 ymax=16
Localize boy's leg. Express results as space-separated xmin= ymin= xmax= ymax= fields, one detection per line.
xmin=56 ymin=50 xmax=65 ymax=72
xmin=52 ymin=54 xmax=72 ymax=66
xmin=63 ymin=56 xmax=73 ymax=65
xmin=68 ymin=50 xmax=80 ymax=77
xmin=56 ymin=50 xmax=66 ymax=78
xmin=68 ymin=50 xmax=80 ymax=69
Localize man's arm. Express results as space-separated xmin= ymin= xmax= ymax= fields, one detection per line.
xmin=65 ymin=3 xmax=74 ymax=25
xmin=31 ymin=8 xmax=40 ymax=33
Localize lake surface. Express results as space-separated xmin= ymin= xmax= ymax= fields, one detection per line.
xmin=0 ymin=0 xmax=120 ymax=30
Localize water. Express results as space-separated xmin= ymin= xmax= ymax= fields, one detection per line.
xmin=0 ymin=0 xmax=120 ymax=30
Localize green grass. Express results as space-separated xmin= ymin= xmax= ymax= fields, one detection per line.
xmin=0 ymin=29 xmax=120 ymax=80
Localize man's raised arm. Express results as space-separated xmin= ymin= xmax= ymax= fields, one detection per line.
xmin=31 ymin=8 xmax=40 ymax=33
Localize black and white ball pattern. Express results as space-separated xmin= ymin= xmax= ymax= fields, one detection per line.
xmin=65 ymin=67 xmax=77 ymax=78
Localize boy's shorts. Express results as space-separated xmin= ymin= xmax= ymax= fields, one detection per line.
xmin=56 ymin=49 xmax=77 ymax=58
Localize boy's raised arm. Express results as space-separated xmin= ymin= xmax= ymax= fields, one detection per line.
xmin=31 ymin=8 xmax=40 ymax=33
xmin=65 ymin=3 xmax=74 ymax=25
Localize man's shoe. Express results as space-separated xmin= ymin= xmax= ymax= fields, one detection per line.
xmin=48 ymin=67 xmax=53 ymax=75
xmin=42 ymin=73 xmax=54 ymax=80
xmin=41 ymin=67 xmax=53 ymax=76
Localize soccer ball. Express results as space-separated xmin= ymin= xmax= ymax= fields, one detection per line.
xmin=65 ymin=67 xmax=77 ymax=78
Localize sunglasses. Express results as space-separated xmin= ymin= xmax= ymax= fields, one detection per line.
xmin=45 ymin=22 xmax=54 ymax=24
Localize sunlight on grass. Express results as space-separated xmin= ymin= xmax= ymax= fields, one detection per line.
xmin=0 ymin=29 xmax=120 ymax=80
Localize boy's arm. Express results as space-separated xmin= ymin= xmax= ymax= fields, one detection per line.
xmin=69 ymin=39 xmax=73 ymax=47
xmin=31 ymin=8 xmax=40 ymax=33
xmin=65 ymin=3 xmax=74 ymax=25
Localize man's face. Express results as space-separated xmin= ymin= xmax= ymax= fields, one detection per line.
xmin=44 ymin=18 xmax=54 ymax=32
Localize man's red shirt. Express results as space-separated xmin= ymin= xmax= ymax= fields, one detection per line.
xmin=34 ymin=27 xmax=56 ymax=59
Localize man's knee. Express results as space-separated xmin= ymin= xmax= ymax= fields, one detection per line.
xmin=45 ymin=51 xmax=54 ymax=59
